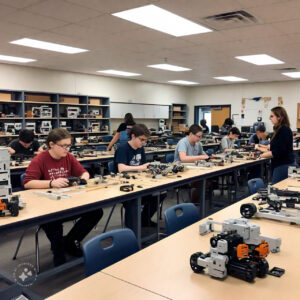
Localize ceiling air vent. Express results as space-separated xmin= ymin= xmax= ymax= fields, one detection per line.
xmin=203 ymin=10 xmax=258 ymax=30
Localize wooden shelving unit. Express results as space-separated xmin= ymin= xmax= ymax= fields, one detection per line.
xmin=170 ymin=103 xmax=188 ymax=133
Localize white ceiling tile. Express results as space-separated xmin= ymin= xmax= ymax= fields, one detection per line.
xmin=0 ymin=0 xmax=43 ymax=8
xmin=78 ymin=14 xmax=140 ymax=33
xmin=2 ymin=11 xmax=67 ymax=30
xmin=0 ymin=4 xmax=17 ymax=17
xmin=0 ymin=20 xmax=41 ymax=36
xmin=272 ymin=19 xmax=300 ymax=35
xmin=26 ymin=0 xmax=101 ymax=22
xmin=65 ymin=0 xmax=151 ymax=14
xmin=247 ymin=0 xmax=300 ymax=23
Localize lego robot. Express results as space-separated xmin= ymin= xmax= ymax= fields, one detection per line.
xmin=190 ymin=218 xmax=281 ymax=282
xmin=0 ymin=148 xmax=23 ymax=217
xmin=146 ymin=162 xmax=185 ymax=178
xmin=241 ymin=185 xmax=300 ymax=225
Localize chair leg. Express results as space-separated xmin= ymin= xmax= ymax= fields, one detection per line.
xmin=13 ymin=230 xmax=26 ymax=260
xmin=120 ymin=205 xmax=124 ymax=228
xmin=176 ymin=188 xmax=180 ymax=204
xmin=35 ymin=226 xmax=41 ymax=274
xmin=102 ymin=205 xmax=116 ymax=233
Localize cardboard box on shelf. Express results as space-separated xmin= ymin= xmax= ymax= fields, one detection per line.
xmin=179 ymin=124 xmax=188 ymax=131
xmin=173 ymin=106 xmax=182 ymax=111
xmin=0 ymin=93 xmax=12 ymax=101
xmin=59 ymin=97 xmax=80 ymax=104
xmin=89 ymin=99 xmax=101 ymax=105
xmin=26 ymin=94 xmax=51 ymax=102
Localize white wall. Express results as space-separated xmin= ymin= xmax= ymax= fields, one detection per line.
xmin=188 ymin=81 xmax=300 ymax=131
xmin=0 ymin=63 xmax=189 ymax=131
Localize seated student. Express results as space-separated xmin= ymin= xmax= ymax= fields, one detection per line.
xmin=8 ymin=129 xmax=42 ymax=156
xmin=23 ymin=128 xmax=103 ymax=266
xmin=114 ymin=124 xmax=158 ymax=229
xmin=200 ymin=119 xmax=209 ymax=134
xmin=249 ymin=125 xmax=269 ymax=146
xmin=174 ymin=124 xmax=209 ymax=204
xmin=174 ymin=124 xmax=209 ymax=163
xmin=221 ymin=127 xmax=240 ymax=152
xmin=220 ymin=118 xmax=234 ymax=135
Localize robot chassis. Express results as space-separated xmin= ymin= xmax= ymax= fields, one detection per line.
xmin=0 ymin=148 xmax=24 ymax=217
xmin=240 ymin=185 xmax=300 ymax=225
xmin=146 ymin=162 xmax=185 ymax=178
xmin=190 ymin=218 xmax=281 ymax=282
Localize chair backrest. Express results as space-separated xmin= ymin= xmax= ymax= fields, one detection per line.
xmin=20 ymin=173 xmax=26 ymax=189
xmin=95 ymin=145 xmax=107 ymax=151
xmin=102 ymin=135 xmax=113 ymax=142
xmin=83 ymin=228 xmax=139 ymax=277
xmin=205 ymin=148 xmax=214 ymax=156
xmin=166 ymin=153 xmax=174 ymax=163
xmin=167 ymin=139 xmax=175 ymax=146
xmin=164 ymin=203 xmax=200 ymax=235
xmin=248 ymin=178 xmax=265 ymax=195
xmin=108 ymin=161 xmax=114 ymax=174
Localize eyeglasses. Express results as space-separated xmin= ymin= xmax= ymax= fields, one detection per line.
xmin=138 ymin=137 xmax=148 ymax=143
xmin=194 ymin=133 xmax=202 ymax=138
xmin=56 ymin=143 xmax=72 ymax=150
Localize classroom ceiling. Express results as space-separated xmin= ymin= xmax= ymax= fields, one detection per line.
xmin=0 ymin=0 xmax=300 ymax=86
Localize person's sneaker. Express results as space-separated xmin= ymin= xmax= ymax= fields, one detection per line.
xmin=64 ymin=239 xmax=83 ymax=257
xmin=53 ymin=254 xmax=66 ymax=267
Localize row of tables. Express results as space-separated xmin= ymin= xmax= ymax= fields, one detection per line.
xmin=48 ymin=177 xmax=300 ymax=300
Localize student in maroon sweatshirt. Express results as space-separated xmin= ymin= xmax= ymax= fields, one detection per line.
xmin=23 ymin=128 xmax=103 ymax=266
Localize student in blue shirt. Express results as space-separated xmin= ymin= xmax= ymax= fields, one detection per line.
xmin=114 ymin=124 xmax=158 ymax=229
xmin=249 ymin=125 xmax=269 ymax=146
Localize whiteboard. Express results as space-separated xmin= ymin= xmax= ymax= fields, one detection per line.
xmin=111 ymin=102 xmax=169 ymax=119
xmin=239 ymin=97 xmax=277 ymax=131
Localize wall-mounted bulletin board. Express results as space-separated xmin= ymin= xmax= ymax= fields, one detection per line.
xmin=234 ymin=97 xmax=282 ymax=131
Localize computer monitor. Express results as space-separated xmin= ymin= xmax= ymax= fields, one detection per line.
xmin=211 ymin=125 xmax=219 ymax=133
xmin=241 ymin=126 xmax=251 ymax=133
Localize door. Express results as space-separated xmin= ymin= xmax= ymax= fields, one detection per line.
xmin=211 ymin=107 xmax=230 ymax=128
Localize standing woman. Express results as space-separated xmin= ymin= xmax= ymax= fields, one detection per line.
xmin=106 ymin=113 xmax=136 ymax=151
xmin=260 ymin=106 xmax=294 ymax=184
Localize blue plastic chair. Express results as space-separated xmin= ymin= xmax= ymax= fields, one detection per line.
xmin=164 ymin=203 xmax=200 ymax=235
xmin=20 ymin=173 xmax=26 ymax=188
xmin=248 ymin=178 xmax=265 ymax=195
xmin=96 ymin=145 xmax=107 ymax=151
xmin=83 ymin=228 xmax=139 ymax=276
xmin=166 ymin=153 xmax=174 ymax=163
xmin=167 ymin=139 xmax=175 ymax=146
xmin=102 ymin=135 xmax=113 ymax=142
xmin=205 ymin=148 xmax=214 ymax=156
xmin=108 ymin=161 xmax=115 ymax=174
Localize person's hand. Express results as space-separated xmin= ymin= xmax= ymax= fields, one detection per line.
xmin=139 ymin=163 xmax=150 ymax=171
xmin=200 ymin=154 xmax=209 ymax=160
xmin=51 ymin=178 xmax=69 ymax=188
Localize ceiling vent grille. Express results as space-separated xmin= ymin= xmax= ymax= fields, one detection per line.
xmin=274 ymin=67 xmax=297 ymax=71
xmin=203 ymin=10 xmax=258 ymax=30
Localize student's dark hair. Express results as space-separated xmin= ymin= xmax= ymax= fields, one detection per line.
xmin=228 ymin=127 xmax=240 ymax=136
xmin=270 ymin=106 xmax=290 ymax=141
xmin=256 ymin=125 xmax=266 ymax=133
xmin=223 ymin=118 xmax=234 ymax=126
xmin=124 ymin=113 xmax=135 ymax=126
xmin=19 ymin=129 xmax=35 ymax=143
xmin=189 ymin=124 xmax=202 ymax=135
xmin=46 ymin=128 xmax=71 ymax=147
xmin=200 ymin=119 xmax=207 ymax=127
xmin=131 ymin=124 xmax=150 ymax=138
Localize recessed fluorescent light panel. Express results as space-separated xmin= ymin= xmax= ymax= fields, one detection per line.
xmin=97 ymin=70 xmax=141 ymax=77
xmin=168 ymin=80 xmax=199 ymax=85
xmin=112 ymin=4 xmax=212 ymax=37
xmin=214 ymin=76 xmax=248 ymax=82
xmin=148 ymin=64 xmax=191 ymax=72
xmin=282 ymin=72 xmax=300 ymax=78
xmin=10 ymin=38 xmax=88 ymax=54
xmin=235 ymin=54 xmax=284 ymax=65
xmin=0 ymin=54 xmax=36 ymax=63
